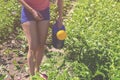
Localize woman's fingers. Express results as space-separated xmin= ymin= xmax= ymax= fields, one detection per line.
xmin=57 ymin=17 xmax=63 ymax=28
xmin=34 ymin=13 xmax=43 ymax=21
xmin=32 ymin=10 xmax=43 ymax=21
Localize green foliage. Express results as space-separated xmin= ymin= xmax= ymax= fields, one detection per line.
xmin=30 ymin=73 xmax=44 ymax=80
xmin=0 ymin=65 xmax=7 ymax=80
xmin=64 ymin=0 xmax=120 ymax=79
xmin=0 ymin=0 xmax=21 ymax=43
xmin=0 ymin=0 xmax=120 ymax=80
xmin=0 ymin=74 xmax=6 ymax=80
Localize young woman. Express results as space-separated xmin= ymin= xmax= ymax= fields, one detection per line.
xmin=18 ymin=0 xmax=63 ymax=79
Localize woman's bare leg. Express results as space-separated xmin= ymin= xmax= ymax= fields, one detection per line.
xmin=35 ymin=20 xmax=50 ymax=72
xmin=22 ymin=21 xmax=39 ymax=75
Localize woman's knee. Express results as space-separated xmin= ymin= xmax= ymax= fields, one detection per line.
xmin=29 ymin=43 xmax=39 ymax=51
xmin=39 ymin=44 xmax=45 ymax=49
xmin=28 ymin=41 xmax=46 ymax=52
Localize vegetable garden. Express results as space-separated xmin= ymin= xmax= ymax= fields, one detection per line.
xmin=0 ymin=0 xmax=120 ymax=80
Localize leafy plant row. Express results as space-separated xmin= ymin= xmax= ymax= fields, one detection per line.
xmin=0 ymin=0 xmax=21 ymax=43
xmin=64 ymin=0 xmax=120 ymax=80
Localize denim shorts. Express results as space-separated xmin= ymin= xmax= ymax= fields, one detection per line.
xmin=21 ymin=7 xmax=50 ymax=24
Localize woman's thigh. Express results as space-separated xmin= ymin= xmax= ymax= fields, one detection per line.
xmin=22 ymin=21 xmax=39 ymax=50
xmin=37 ymin=20 xmax=50 ymax=46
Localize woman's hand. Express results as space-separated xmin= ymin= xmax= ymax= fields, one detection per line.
xmin=57 ymin=16 xmax=63 ymax=28
xmin=18 ymin=0 xmax=43 ymax=21
xmin=31 ymin=9 xmax=43 ymax=21
xmin=57 ymin=0 xmax=63 ymax=28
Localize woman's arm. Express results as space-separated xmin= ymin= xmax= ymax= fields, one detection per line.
xmin=18 ymin=0 xmax=42 ymax=20
xmin=57 ymin=0 xmax=63 ymax=19
xmin=57 ymin=0 xmax=63 ymax=27
xmin=18 ymin=0 xmax=34 ymax=13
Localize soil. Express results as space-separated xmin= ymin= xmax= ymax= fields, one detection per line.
xmin=0 ymin=39 xmax=29 ymax=80
xmin=0 ymin=37 xmax=64 ymax=80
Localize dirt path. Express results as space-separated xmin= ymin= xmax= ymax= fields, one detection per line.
xmin=0 ymin=40 xmax=64 ymax=80
xmin=0 ymin=39 xmax=29 ymax=80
